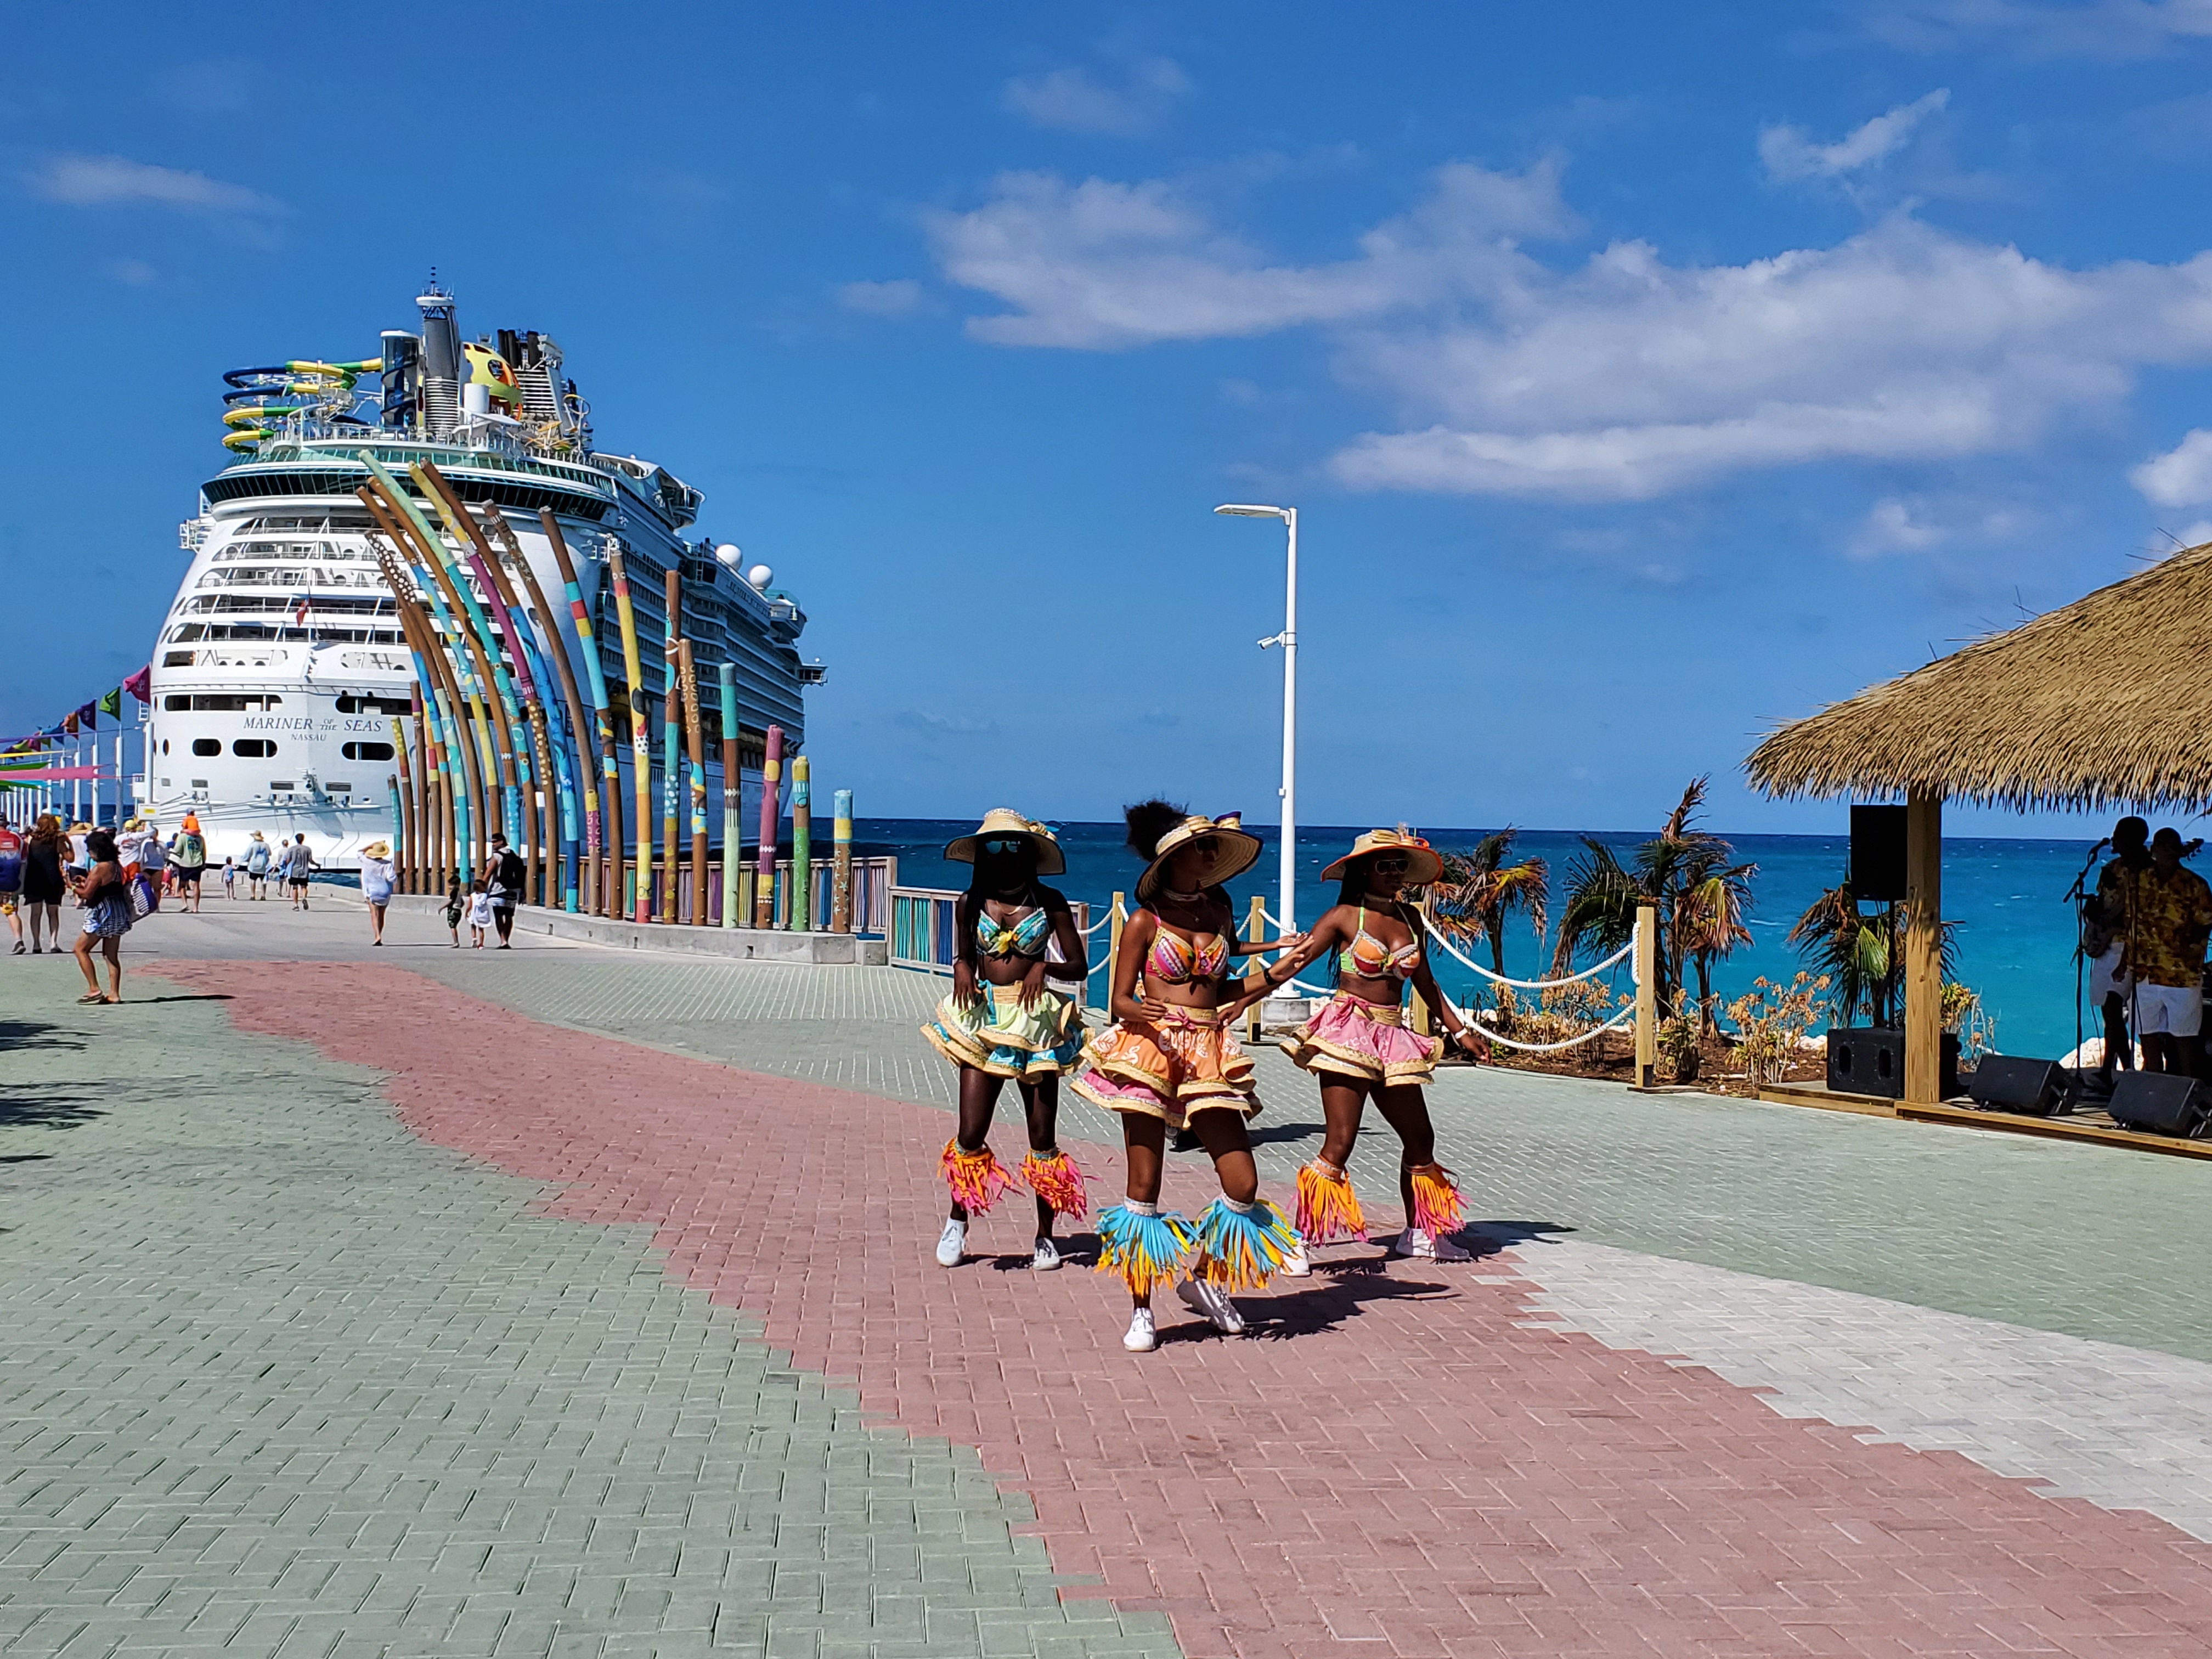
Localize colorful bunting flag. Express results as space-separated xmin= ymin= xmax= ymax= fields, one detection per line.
xmin=99 ymin=688 xmax=121 ymax=719
xmin=123 ymin=665 xmax=150 ymax=703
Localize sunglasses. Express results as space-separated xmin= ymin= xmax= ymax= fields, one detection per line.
xmin=1370 ymin=854 xmax=1410 ymax=870
xmin=980 ymin=838 xmax=1030 ymax=856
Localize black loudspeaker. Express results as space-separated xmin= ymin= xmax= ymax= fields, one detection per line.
xmin=1829 ymin=1026 xmax=1904 ymax=1098
xmin=2108 ymin=1073 xmax=2208 ymax=1137
xmin=1849 ymin=805 xmax=1909 ymax=901
xmin=1966 ymin=1056 xmax=2064 ymax=1116
xmin=1827 ymin=1026 xmax=1962 ymax=1100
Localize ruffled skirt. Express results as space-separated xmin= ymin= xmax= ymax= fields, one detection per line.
xmin=1070 ymin=1007 xmax=1261 ymax=1129
xmin=1280 ymin=992 xmax=1442 ymax=1087
xmin=922 ymin=983 xmax=1083 ymax=1079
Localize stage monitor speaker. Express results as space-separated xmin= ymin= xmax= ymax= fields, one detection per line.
xmin=1849 ymin=805 xmax=1909 ymax=901
xmin=2108 ymin=1072 xmax=2208 ymax=1137
xmin=1828 ymin=1026 xmax=1904 ymax=1099
xmin=1966 ymin=1055 xmax=2064 ymax=1116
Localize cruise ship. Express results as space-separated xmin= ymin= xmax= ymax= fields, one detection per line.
xmin=146 ymin=279 xmax=815 ymax=871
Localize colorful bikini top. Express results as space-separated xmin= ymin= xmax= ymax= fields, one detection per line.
xmin=1341 ymin=905 xmax=1422 ymax=980
xmin=976 ymin=905 xmax=1053 ymax=959
xmin=1146 ymin=923 xmax=1231 ymax=985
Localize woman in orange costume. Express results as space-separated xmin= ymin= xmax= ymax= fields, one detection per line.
xmin=1271 ymin=829 xmax=1489 ymax=1262
xmin=919 ymin=810 xmax=1091 ymax=1270
xmin=1073 ymin=802 xmax=1306 ymax=1352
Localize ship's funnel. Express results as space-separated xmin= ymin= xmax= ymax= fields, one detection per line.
xmin=379 ymin=331 xmax=421 ymax=432
xmin=417 ymin=277 xmax=460 ymax=439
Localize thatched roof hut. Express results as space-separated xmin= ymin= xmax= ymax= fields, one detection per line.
xmin=1747 ymin=540 xmax=2212 ymax=812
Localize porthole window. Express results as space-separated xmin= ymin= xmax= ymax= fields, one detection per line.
xmin=233 ymin=738 xmax=276 ymax=758
xmin=160 ymin=739 xmax=170 ymax=755
xmin=191 ymin=738 xmax=221 ymax=757
xmin=341 ymin=741 xmax=395 ymax=761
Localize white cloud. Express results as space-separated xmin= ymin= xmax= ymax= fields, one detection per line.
xmin=107 ymin=258 xmax=156 ymax=285
xmin=928 ymin=160 xmax=1575 ymax=348
xmin=1852 ymin=496 xmax=1951 ymax=557
xmin=1003 ymin=58 xmax=1190 ymax=136
xmin=2130 ymin=428 xmax=2212 ymax=506
xmin=2174 ymin=519 xmax=2212 ymax=548
xmin=837 ymin=278 xmax=922 ymax=317
xmin=1869 ymin=1 xmax=2212 ymax=59
xmin=927 ymin=160 xmax=2212 ymax=501
xmin=1759 ymin=91 xmax=1950 ymax=182
xmin=31 ymin=153 xmax=280 ymax=215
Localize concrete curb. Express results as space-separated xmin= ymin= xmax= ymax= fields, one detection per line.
xmin=379 ymin=891 xmax=889 ymax=964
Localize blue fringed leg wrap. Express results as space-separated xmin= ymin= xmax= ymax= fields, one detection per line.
xmin=1193 ymin=1195 xmax=1300 ymax=1290
xmin=1095 ymin=1201 xmax=1195 ymax=1300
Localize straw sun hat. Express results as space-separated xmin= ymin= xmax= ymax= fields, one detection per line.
xmin=944 ymin=808 xmax=1066 ymax=876
xmin=362 ymin=840 xmax=392 ymax=859
xmin=1137 ymin=812 xmax=1263 ymax=900
xmin=1319 ymin=827 xmax=1444 ymax=889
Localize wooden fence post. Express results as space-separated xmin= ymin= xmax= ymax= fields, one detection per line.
xmin=1634 ymin=899 xmax=1658 ymax=1089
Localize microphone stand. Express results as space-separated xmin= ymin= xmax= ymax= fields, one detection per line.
xmin=2063 ymin=838 xmax=2109 ymax=1086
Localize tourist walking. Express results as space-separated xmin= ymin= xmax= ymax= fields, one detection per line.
xmin=919 ymin=810 xmax=1090 ymax=1272
xmin=244 ymin=831 xmax=271 ymax=899
xmin=1071 ymin=804 xmax=1305 ymax=1352
xmin=283 ymin=834 xmax=315 ymax=908
xmin=487 ymin=835 xmax=526 ymax=947
xmin=136 ymin=821 xmax=166 ymax=902
xmin=466 ymin=879 xmax=494 ymax=947
xmin=0 ymin=814 xmax=24 ymax=954
xmin=172 ymin=814 xmax=207 ymax=913
xmin=20 ymin=814 xmax=70 ymax=954
xmin=2113 ymin=827 xmax=2212 ymax=1077
xmin=359 ymin=839 xmax=396 ymax=945
xmin=443 ymin=874 xmax=465 ymax=945
xmin=69 ymin=828 xmax=133 ymax=1004
xmin=220 ymin=856 xmax=237 ymax=900
xmin=1270 ymin=829 xmax=1491 ymax=1262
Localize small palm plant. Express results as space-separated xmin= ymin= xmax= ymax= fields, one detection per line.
xmin=1787 ymin=882 xmax=1957 ymax=1026
xmin=1431 ymin=829 xmax=1550 ymax=982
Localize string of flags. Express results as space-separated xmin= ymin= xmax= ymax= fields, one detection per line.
xmin=1 ymin=665 xmax=150 ymax=785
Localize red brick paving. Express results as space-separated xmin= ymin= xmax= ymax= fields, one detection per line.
xmin=166 ymin=961 xmax=2212 ymax=1658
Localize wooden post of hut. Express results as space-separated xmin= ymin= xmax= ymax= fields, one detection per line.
xmin=1905 ymin=788 xmax=1944 ymax=1103
xmin=1633 ymin=898 xmax=1658 ymax=1090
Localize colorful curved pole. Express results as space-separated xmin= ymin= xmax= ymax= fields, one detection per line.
xmin=364 ymin=503 xmax=483 ymax=879
xmin=678 ymin=640 xmax=708 ymax=926
xmin=488 ymin=509 xmax=593 ymax=915
xmin=831 ymin=789 xmax=854 ymax=934
xmin=540 ymin=513 xmax=616 ymax=915
xmin=606 ymin=542 xmax=653 ymax=922
xmin=661 ymin=569 xmax=682 ymax=922
xmin=754 ymin=724 xmax=783 ymax=929
xmin=718 ymin=662 xmax=740 ymax=930
xmin=788 ymin=755 xmax=811 ymax=933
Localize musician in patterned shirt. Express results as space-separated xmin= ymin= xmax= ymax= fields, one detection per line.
xmin=2117 ymin=828 xmax=2212 ymax=1076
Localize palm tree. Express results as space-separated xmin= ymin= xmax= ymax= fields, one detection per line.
xmin=1431 ymin=829 xmax=1549 ymax=980
xmin=1787 ymin=883 xmax=1955 ymax=1027
xmin=1550 ymin=777 xmax=1757 ymax=1017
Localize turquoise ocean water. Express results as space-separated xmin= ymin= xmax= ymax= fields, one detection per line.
xmin=855 ymin=819 xmax=2110 ymax=1061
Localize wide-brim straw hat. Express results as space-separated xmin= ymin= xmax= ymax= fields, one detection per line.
xmin=1137 ymin=812 xmax=1264 ymax=900
xmin=250 ymin=831 xmax=265 ymax=840
xmin=362 ymin=840 xmax=391 ymax=859
xmin=1321 ymin=827 xmax=1444 ymax=889
xmin=944 ymin=808 xmax=1066 ymax=876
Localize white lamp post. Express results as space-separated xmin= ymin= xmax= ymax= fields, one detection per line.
xmin=1214 ymin=503 xmax=1298 ymax=936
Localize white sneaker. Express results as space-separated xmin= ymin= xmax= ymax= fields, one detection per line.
xmin=1391 ymin=1227 xmax=1473 ymax=1262
xmin=1031 ymin=1236 xmax=1062 ymax=1271
xmin=1176 ymin=1277 xmax=1246 ymax=1335
xmin=1280 ymin=1234 xmax=1312 ymax=1277
xmin=935 ymin=1218 xmax=967 ymax=1268
xmin=1123 ymin=1307 xmax=1158 ymax=1352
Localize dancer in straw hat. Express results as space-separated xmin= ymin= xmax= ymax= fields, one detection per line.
xmin=1073 ymin=802 xmax=1308 ymax=1352
xmin=920 ymin=810 xmax=1091 ymax=1271
xmin=1269 ymin=827 xmax=1490 ymax=1262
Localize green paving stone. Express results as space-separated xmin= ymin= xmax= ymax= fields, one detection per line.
xmin=0 ymin=975 xmax=1183 ymax=1659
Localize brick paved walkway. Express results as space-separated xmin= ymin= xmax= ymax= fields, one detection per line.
xmin=123 ymin=957 xmax=2212 ymax=1659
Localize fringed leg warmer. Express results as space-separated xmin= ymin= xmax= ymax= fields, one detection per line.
xmin=1095 ymin=1200 xmax=1195 ymax=1299
xmin=1193 ymin=1195 xmax=1301 ymax=1291
xmin=941 ymin=1138 xmax=1015 ymax=1216
xmin=1295 ymin=1158 xmax=1366 ymax=1245
xmin=1407 ymin=1161 xmax=1465 ymax=1238
xmin=1019 ymin=1148 xmax=1089 ymax=1220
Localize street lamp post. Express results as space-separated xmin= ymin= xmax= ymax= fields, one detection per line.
xmin=1214 ymin=504 xmax=1298 ymax=937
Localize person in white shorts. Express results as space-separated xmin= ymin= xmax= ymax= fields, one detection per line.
xmin=2120 ymin=827 xmax=2212 ymax=1076
xmin=2084 ymin=817 xmax=2148 ymax=1076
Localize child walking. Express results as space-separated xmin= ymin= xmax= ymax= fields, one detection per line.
xmin=466 ymin=878 xmax=494 ymax=948
xmin=444 ymin=876 xmax=465 ymax=946
xmin=220 ymin=857 xmax=237 ymax=900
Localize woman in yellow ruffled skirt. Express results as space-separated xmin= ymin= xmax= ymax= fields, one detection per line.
xmin=919 ymin=810 xmax=1092 ymax=1271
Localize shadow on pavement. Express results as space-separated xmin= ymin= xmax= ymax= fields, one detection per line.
xmin=0 ymin=1019 xmax=84 ymax=1056
xmin=0 ymin=1087 xmax=108 ymax=1131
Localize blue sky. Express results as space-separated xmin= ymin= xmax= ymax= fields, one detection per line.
xmin=8 ymin=2 xmax=2212 ymax=838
